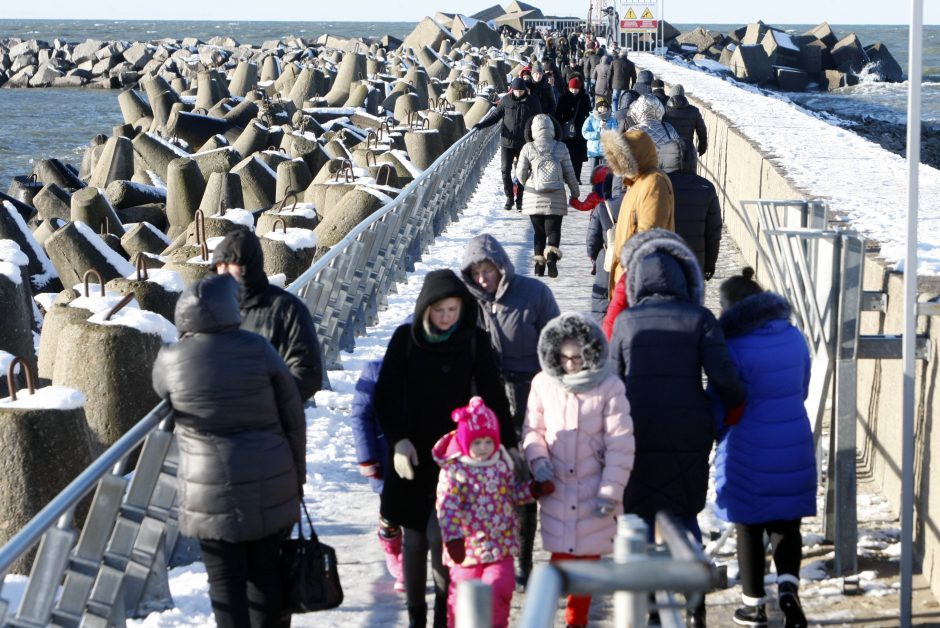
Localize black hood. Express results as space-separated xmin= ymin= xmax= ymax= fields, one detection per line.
xmin=667 ymin=94 xmax=690 ymax=110
xmin=174 ymin=273 xmax=242 ymax=334
xmin=412 ymin=269 xmax=478 ymax=349
xmin=210 ymin=226 xmax=268 ymax=302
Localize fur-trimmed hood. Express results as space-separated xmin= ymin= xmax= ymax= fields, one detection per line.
xmin=600 ymin=129 xmax=658 ymax=180
xmin=460 ymin=233 xmax=516 ymax=302
xmin=618 ymin=228 xmax=704 ymax=306
xmin=537 ymin=312 xmax=609 ymax=378
xmin=719 ymin=291 xmax=792 ymax=338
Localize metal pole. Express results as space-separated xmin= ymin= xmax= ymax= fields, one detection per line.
xmin=901 ymin=0 xmax=924 ymax=625
xmin=455 ymin=580 xmax=491 ymax=628
xmin=614 ymin=515 xmax=649 ymax=627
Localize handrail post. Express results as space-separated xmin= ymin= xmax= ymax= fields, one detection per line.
xmin=615 ymin=515 xmax=649 ymax=627
xmin=455 ymin=580 xmax=491 ymax=628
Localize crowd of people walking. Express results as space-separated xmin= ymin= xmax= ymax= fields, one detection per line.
xmin=150 ymin=31 xmax=816 ymax=628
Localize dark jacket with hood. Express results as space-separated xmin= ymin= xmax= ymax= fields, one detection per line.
xmin=152 ymin=274 xmax=305 ymax=542
xmin=582 ymin=51 xmax=600 ymax=86
xmin=211 ymin=227 xmax=323 ymax=401
xmin=633 ymin=69 xmax=653 ymax=95
xmin=668 ymin=140 xmax=722 ymax=276
xmin=591 ymin=55 xmax=613 ymax=98
xmin=375 ymin=269 xmax=516 ymax=529
xmin=711 ymin=292 xmax=816 ymax=525
xmin=460 ymin=234 xmax=560 ymax=377
xmin=528 ymin=78 xmax=557 ymax=117
xmin=610 ymin=56 xmax=637 ymax=91
xmin=586 ymin=177 xmax=624 ymax=319
xmin=609 ymin=230 xmax=744 ymax=519
xmin=475 ymin=90 xmax=543 ymax=150
xmin=556 ymin=88 xmax=592 ymax=164
xmin=663 ymin=86 xmax=708 ymax=156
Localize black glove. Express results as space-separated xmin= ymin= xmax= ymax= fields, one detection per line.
xmin=590 ymin=258 xmax=597 ymax=275
xmin=704 ymin=270 xmax=714 ymax=281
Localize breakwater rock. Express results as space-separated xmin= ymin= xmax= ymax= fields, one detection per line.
xmin=667 ymin=21 xmax=903 ymax=93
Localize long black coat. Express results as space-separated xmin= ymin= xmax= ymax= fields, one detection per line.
xmin=668 ymin=171 xmax=722 ymax=276
xmin=664 ymin=96 xmax=708 ymax=155
xmin=376 ymin=270 xmax=516 ymax=529
xmin=475 ymin=91 xmax=543 ymax=150
xmin=556 ymin=89 xmax=592 ymax=164
xmin=212 ymin=228 xmax=324 ymax=400
xmin=153 ymin=275 xmax=305 ymax=542
xmin=529 ymin=79 xmax=557 ymax=117
xmin=609 ymin=234 xmax=744 ymax=519
xmin=610 ymin=57 xmax=636 ymax=90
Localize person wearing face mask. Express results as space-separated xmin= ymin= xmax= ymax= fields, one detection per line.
xmin=474 ymin=77 xmax=543 ymax=211
xmin=556 ymin=77 xmax=592 ymax=180
xmin=375 ymin=269 xmax=517 ymax=628
xmin=581 ymin=97 xmax=618 ymax=171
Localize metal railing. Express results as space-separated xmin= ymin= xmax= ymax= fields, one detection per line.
xmin=455 ymin=513 xmax=717 ymax=628
xmin=0 ymin=124 xmax=500 ymax=626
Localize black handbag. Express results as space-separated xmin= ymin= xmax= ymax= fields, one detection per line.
xmin=561 ymin=98 xmax=582 ymax=140
xmin=280 ymin=501 xmax=344 ymax=613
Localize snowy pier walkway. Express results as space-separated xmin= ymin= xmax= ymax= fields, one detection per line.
xmin=131 ymin=150 xmax=932 ymax=627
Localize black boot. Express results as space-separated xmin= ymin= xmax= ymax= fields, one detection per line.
xmin=516 ymin=505 xmax=537 ymax=591
xmin=534 ymin=255 xmax=546 ymax=277
xmin=778 ymin=582 xmax=806 ymax=628
xmin=504 ymin=197 xmax=514 ymax=211
xmin=407 ymin=604 xmax=427 ymax=628
xmin=545 ymin=246 xmax=561 ymax=278
xmin=432 ymin=591 xmax=448 ymax=628
xmin=732 ymin=604 xmax=767 ymax=627
xmin=687 ymin=596 xmax=706 ymax=627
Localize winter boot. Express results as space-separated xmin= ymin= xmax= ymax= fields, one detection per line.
xmin=516 ymin=505 xmax=537 ymax=591
xmin=732 ymin=604 xmax=767 ymax=627
xmin=687 ymin=596 xmax=706 ymax=627
xmin=432 ymin=590 xmax=448 ymax=628
xmin=545 ymin=246 xmax=562 ymax=278
xmin=778 ymin=581 xmax=806 ymax=628
xmin=515 ymin=187 xmax=524 ymax=211
xmin=504 ymin=196 xmax=514 ymax=211
xmin=534 ymin=255 xmax=546 ymax=277
xmin=377 ymin=519 xmax=404 ymax=592
xmin=407 ymin=604 xmax=428 ymax=628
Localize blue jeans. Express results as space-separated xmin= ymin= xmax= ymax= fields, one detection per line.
xmin=612 ymin=89 xmax=625 ymax=111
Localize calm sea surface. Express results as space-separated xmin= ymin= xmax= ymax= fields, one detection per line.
xmin=0 ymin=20 xmax=937 ymax=189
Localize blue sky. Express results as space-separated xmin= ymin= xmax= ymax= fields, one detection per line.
xmin=1 ymin=0 xmax=937 ymax=25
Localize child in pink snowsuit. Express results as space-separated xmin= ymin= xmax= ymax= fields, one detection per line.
xmin=434 ymin=396 xmax=554 ymax=628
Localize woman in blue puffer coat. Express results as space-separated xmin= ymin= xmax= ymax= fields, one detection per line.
xmin=711 ymin=267 xmax=816 ymax=628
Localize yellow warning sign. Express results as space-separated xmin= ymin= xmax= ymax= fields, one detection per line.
xmin=625 ymin=8 xmax=637 ymax=19
xmin=641 ymin=7 xmax=655 ymax=19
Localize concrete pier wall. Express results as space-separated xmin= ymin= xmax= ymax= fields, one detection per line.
xmin=688 ymin=91 xmax=940 ymax=596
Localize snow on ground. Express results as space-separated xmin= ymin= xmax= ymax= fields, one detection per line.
xmin=634 ymin=53 xmax=940 ymax=276
xmin=130 ymin=148 xmax=510 ymax=628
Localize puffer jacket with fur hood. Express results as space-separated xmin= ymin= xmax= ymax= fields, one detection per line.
xmin=601 ymin=129 xmax=675 ymax=294
xmin=627 ymin=95 xmax=682 ymax=173
xmin=516 ymin=114 xmax=580 ymax=216
xmin=523 ymin=313 xmax=635 ymax=556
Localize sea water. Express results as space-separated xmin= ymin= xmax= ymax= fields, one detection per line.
xmin=0 ymin=20 xmax=937 ymax=189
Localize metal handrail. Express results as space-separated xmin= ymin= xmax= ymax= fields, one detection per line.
xmin=0 ymin=401 xmax=172 ymax=578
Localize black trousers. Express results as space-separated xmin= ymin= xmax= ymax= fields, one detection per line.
xmin=200 ymin=532 xmax=287 ymax=628
xmin=735 ymin=519 xmax=803 ymax=600
xmin=530 ymin=215 xmax=563 ymax=257
xmin=403 ymin=509 xmax=449 ymax=625
xmin=501 ymin=145 xmax=524 ymax=204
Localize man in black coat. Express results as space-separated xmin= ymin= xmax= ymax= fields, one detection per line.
xmin=212 ymin=227 xmax=324 ymax=401
xmin=610 ymin=50 xmax=637 ymax=111
xmin=650 ymin=79 xmax=669 ymax=107
xmin=555 ymin=77 xmax=592 ymax=180
xmin=473 ymin=78 xmax=542 ymax=211
xmin=664 ymin=84 xmax=708 ymax=156
xmin=527 ymin=63 xmax=557 ymax=117
xmin=668 ymin=139 xmax=722 ymax=279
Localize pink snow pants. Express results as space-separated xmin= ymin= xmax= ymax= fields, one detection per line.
xmin=446 ymin=556 xmax=514 ymax=628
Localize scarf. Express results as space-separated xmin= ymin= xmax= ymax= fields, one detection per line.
xmin=547 ymin=361 xmax=611 ymax=393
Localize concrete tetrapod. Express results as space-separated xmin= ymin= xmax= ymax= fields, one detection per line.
xmin=230 ymin=155 xmax=277 ymax=211
xmin=275 ymin=159 xmax=313 ymax=202
xmin=288 ymin=66 xmax=325 ymax=109
xmin=324 ymin=52 xmax=367 ymax=106
xmin=403 ymin=128 xmax=444 ymax=171
xmin=165 ymin=110 xmax=232 ymax=149
xmin=44 ymin=221 xmax=134 ymax=288
xmin=313 ymin=185 xmax=391 ymax=249
xmin=87 ymin=135 xmax=135 ymax=190
xmin=231 ymin=121 xmax=271 ymax=159
xmin=132 ymin=132 xmax=189 ymax=181
xmin=199 ymin=171 xmax=244 ymax=214
xmin=228 ymin=60 xmax=259 ymax=98
xmin=288 ymin=133 xmax=330 ymax=179
xmin=36 ymin=286 xmax=96 ymax=383
xmin=121 ymin=222 xmax=171 ymax=259
xmin=0 ymin=247 xmax=36 ymax=369
xmin=0 ymin=358 xmax=94 ymax=575
xmin=462 ymin=97 xmax=494 ymax=129
xmin=165 ymin=157 xmax=207 ymax=239
xmin=105 ymin=180 xmax=167 ymax=210
xmin=191 ymin=147 xmax=242 ymax=181
xmin=52 ymin=305 xmax=167 ymax=456
xmin=106 ymin=258 xmax=182 ymax=321
xmin=260 ymin=221 xmax=317 ymax=283
xmin=32 ymin=217 xmax=66 ymax=248
xmin=33 ymin=158 xmax=85 ymax=191
xmin=7 ymin=175 xmax=43 ymax=207
xmin=70 ymin=186 xmax=125 ymax=237
xmin=118 ymin=88 xmax=153 ymax=128
xmin=33 ymin=183 xmax=72 ymax=223
xmin=0 ymin=201 xmax=59 ymax=291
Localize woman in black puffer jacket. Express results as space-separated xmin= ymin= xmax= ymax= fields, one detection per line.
xmin=152 ymin=273 xmax=305 ymax=628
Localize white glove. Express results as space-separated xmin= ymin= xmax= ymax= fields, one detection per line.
xmin=393 ymin=439 xmax=419 ymax=480
xmin=531 ymin=458 xmax=554 ymax=482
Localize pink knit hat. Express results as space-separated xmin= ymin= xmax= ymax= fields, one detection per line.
xmin=452 ymin=396 xmax=501 ymax=456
